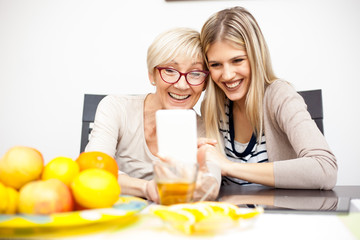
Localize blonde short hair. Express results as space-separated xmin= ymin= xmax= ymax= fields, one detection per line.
xmin=147 ymin=28 xmax=203 ymax=75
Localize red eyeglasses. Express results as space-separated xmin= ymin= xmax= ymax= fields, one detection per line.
xmin=156 ymin=67 xmax=209 ymax=86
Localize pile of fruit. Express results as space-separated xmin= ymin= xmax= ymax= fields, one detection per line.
xmin=150 ymin=202 xmax=263 ymax=234
xmin=0 ymin=146 xmax=121 ymax=215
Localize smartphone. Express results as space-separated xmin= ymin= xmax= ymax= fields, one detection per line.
xmin=156 ymin=109 xmax=197 ymax=164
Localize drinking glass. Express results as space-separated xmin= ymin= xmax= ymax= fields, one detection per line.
xmin=153 ymin=160 xmax=198 ymax=205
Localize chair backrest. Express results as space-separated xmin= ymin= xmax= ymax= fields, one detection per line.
xmin=79 ymin=90 xmax=324 ymax=152
xmin=297 ymin=89 xmax=324 ymax=134
xmin=80 ymin=94 xmax=106 ymax=153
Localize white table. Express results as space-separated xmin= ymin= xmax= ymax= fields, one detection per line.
xmin=1 ymin=186 xmax=359 ymax=240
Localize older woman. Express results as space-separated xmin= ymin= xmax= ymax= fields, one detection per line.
xmin=86 ymin=28 xmax=220 ymax=202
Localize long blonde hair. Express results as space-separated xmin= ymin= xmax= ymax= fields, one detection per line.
xmin=200 ymin=6 xmax=277 ymax=152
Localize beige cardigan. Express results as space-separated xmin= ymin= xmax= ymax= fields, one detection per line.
xmin=264 ymin=80 xmax=337 ymax=190
xmin=86 ymin=94 xmax=221 ymax=184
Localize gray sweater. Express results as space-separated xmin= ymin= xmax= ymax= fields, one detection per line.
xmin=264 ymin=80 xmax=337 ymax=190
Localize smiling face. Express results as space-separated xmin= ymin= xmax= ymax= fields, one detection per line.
xmin=206 ymin=40 xmax=251 ymax=104
xmin=150 ymin=55 xmax=206 ymax=110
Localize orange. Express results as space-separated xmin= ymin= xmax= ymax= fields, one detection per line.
xmin=0 ymin=146 xmax=43 ymax=189
xmin=76 ymin=151 xmax=118 ymax=178
xmin=71 ymin=168 xmax=121 ymax=209
xmin=42 ymin=156 xmax=80 ymax=187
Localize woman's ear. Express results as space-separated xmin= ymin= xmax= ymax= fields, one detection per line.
xmin=148 ymin=72 xmax=156 ymax=86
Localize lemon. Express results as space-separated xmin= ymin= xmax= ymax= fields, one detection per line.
xmin=204 ymin=201 xmax=263 ymax=220
xmin=150 ymin=205 xmax=195 ymax=234
xmin=150 ymin=202 xmax=263 ymax=234
xmin=4 ymin=186 xmax=19 ymax=214
xmin=42 ymin=156 xmax=80 ymax=187
xmin=202 ymin=201 xmax=239 ymax=219
xmin=0 ymin=182 xmax=8 ymax=213
xmin=0 ymin=182 xmax=19 ymax=214
xmin=169 ymin=203 xmax=213 ymax=221
xmin=235 ymin=207 xmax=264 ymax=219
xmin=71 ymin=168 xmax=120 ymax=209
xmin=151 ymin=205 xmax=196 ymax=223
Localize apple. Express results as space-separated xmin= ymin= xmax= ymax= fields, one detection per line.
xmin=0 ymin=146 xmax=44 ymax=190
xmin=18 ymin=178 xmax=74 ymax=214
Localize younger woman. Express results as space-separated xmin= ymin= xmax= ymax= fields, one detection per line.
xmin=199 ymin=7 xmax=337 ymax=189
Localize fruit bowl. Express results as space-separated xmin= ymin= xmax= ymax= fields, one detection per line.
xmin=0 ymin=195 xmax=147 ymax=228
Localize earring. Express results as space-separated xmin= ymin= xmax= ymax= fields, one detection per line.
xmin=152 ymin=82 xmax=156 ymax=85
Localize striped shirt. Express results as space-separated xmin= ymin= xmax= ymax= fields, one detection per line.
xmin=220 ymin=101 xmax=268 ymax=186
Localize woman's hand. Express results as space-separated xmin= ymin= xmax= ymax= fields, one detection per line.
xmin=197 ymin=142 xmax=232 ymax=176
xmin=194 ymin=139 xmax=221 ymax=200
xmin=198 ymin=144 xmax=275 ymax=187
xmin=193 ymin=172 xmax=219 ymax=201
xmin=197 ymin=138 xmax=217 ymax=148
xmin=154 ymin=139 xmax=222 ymax=201
xmin=144 ymin=179 xmax=159 ymax=204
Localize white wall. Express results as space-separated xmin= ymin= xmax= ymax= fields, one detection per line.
xmin=1 ymin=0 xmax=359 ymax=185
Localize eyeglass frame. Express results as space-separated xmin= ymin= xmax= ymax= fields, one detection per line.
xmin=155 ymin=67 xmax=209 ymax=86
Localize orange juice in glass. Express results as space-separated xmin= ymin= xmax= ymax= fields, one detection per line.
xmin=154 ymin=161 xmax=198 ymax=205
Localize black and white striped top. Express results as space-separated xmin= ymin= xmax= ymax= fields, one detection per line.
xmin=220 ymin=101 xmax=268 ymax=186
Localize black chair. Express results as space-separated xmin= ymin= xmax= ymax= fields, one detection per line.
xmin=297 ymin=89 xmax=324 ymax=134
xmin=80 ymin=94 xmax=106 ymax=153
xmin=79 ymin=90 xmax=324 ymax=152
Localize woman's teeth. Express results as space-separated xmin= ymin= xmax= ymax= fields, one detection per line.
xmin=225 ymin=81 xmax=241 ymax=89
xmin=169 ymin=93 xmax=189 ymax=100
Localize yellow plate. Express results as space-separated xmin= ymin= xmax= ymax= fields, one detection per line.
xmin=0 ymin=195 xmax=147 ymax=228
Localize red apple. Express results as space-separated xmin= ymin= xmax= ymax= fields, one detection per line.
xmin=18 ymin=178 xmax=74 ymax=214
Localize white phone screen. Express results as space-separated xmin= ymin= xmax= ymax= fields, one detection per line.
xmin=156 ymin=109 xmax=197 ymax=164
